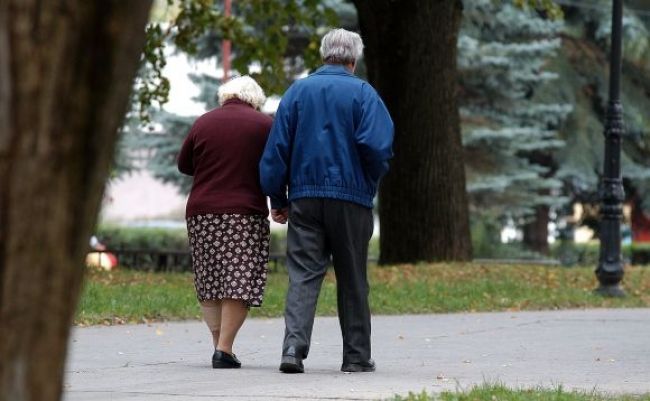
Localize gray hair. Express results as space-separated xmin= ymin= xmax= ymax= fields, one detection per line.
xmin=218 ymin=75 xmax=267 ymax=110
xmin=319 ymin=28 xmax=364 ymax=65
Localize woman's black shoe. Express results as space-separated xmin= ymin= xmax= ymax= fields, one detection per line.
xmin=212 ymin=350 xmax=241 ymax=369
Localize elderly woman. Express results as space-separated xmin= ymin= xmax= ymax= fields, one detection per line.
xmin=178 ymin=76 xmax=272 ymax=369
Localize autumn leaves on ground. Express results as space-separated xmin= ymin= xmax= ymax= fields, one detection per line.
xmin=76 ymin=263 xmax=650 ymax=326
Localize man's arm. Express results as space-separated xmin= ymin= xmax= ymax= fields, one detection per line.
xmin=355 ymin=84 xmax=394 ymax=182
xmin=260 ymin=92 xmax=295 ymax=210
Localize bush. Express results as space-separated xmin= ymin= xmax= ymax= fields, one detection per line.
xmin=471 ymin=218 xmax=543 ymax=260
xmin=93 ymin=225 xmax=189 ymax=271
xmin=97 ymin=225 xmax=291 ymax=253
xmin=95 ymin=224 xmax=290 ymax=271
xmin=263 ymin=229 xmax=379 ymax=261
xmin=368 ymin=237 xmax=379 ymax=261
xmin=550 ymin=241 xmax=650 ymax=266
xmin=96 ymin=225 xmax=189 ymax=251
xmin=268 ymin=229 xmax=287 ymax=255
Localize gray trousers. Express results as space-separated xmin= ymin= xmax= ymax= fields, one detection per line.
xmin=282 ymin=198 xmax=374 ymax=364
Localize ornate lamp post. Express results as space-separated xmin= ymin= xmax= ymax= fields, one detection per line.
xmin=596 ymin=0 xmax=625 ymax=297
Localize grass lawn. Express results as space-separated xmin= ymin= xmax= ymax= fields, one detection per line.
xmin=391 ymin=384 xmax=650 ymax=401
xmin=75 ymin=263 xmax=650 ymax=325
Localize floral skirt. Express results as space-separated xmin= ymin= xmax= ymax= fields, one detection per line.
xmin=187 ymin=214 xmax=270 ymax=307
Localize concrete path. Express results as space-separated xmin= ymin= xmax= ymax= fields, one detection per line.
xmin=63 ymin=309 xmax=650 ymax=401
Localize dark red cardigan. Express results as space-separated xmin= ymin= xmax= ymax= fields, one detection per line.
xmin=177 ymin=99 xmax=273 ymax=218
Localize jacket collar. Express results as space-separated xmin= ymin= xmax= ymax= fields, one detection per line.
xmin=313 ymin=64 xmax=354 ymax=76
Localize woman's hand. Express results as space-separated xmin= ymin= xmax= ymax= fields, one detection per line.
xmin=271 ymin=208 xmax=289 ymax=224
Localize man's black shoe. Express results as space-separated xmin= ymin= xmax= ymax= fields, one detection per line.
xmin=341 ymin=359 xmax=375 ymax=373
xmin=279 ymin=355 xmax=304 ymax=373
xmin=212 ymin=350 xmax=241 ymax=369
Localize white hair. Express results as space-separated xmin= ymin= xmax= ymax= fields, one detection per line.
xmin=218 ymin=75 xmax=267 ymax=110
xmin=319 ymin=28 xmax=364 ymax=65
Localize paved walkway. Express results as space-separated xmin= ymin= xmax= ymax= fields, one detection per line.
xmin=63 ymin=309 xmax=650 ymax=401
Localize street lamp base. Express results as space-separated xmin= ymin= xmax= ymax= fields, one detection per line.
xmin=594 ymin=284 xmax=626 ymax=298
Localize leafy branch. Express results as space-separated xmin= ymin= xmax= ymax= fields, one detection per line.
xmin=136 ymin=0 xmax=338 ymax=122
xmin=514 ymin=0 xmax=564 ymax=19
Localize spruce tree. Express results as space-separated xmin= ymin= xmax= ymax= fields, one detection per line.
xmin=553 ymin=3 xmax=650 ymax=210
xmin=459 ymin=0 xmax=572 ymax=252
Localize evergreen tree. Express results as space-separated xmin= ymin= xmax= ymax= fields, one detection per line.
xmin=130 ymin=72 xmax=219 ymax=193
xmin=459 ymin=0 xmax=573 ymax=241
xmin=548 ymin=2 xmax=650 ymax=213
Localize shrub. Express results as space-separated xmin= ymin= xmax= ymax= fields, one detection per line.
xmin=471 ymin=218 xmax=543 ymax=260
xmin=96 ymin=225 xmax=189 ymax=251
xmin=550 ymin=241 xmax=650 ymax=266
xmin=94 ymin=224 xmax=289 ymax=271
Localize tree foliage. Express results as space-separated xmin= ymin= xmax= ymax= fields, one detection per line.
xmin=546 ymin=3 xmax=650 ymax=209
xmin=460 ymin=0 xmax=572 ymax=219
xmin=135 ymin=0 xmax=561 ymax=122
xmin=135 ymin=0 xmax=338 ymax=122
xmin=514 ymin=0 xmax=563 ymax=19
xmin=133 ymin=73 xmax=218 ymax=192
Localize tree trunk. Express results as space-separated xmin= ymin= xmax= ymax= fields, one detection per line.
xmin=0 ymin=2 xmax=152 ymax=401
xmin=523 ymin=205 xmax=551 ymax=254
xmin=352 ymin=0 xmax=472 ymax=264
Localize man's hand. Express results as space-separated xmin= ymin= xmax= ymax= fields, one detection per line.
xmin=271 ymin=208 xmax=289 ymax=224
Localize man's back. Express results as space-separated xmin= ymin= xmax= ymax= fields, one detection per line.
xmin=261 ymin=28 xmax=394 ymax=375
xmin=260 ymin=64 xmax=393 ymax=210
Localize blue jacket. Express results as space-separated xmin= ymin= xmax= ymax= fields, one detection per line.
xmin=259 ymin=64 xmax=394 ymax=209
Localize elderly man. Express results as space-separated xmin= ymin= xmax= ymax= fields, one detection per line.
xmin=260 ymin=28 xmax=394 ymax=374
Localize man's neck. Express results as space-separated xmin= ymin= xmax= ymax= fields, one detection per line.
xmin=325 ymin=62 xmax=355 ymax=73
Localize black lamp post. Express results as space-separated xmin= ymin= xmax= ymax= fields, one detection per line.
xmin=596 ymin=0 xmax=626 ymax=297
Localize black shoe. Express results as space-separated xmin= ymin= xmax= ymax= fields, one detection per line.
xmin=341 ymin=359 xmax=375 ymax=373
xmin=279 ymin=355 xmax=304 ymax=373
xmin=212 ymin=350 xmax=241 ymax=369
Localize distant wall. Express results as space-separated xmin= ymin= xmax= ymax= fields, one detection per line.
xmin=101 ymin=170 xmax=187 ymax=222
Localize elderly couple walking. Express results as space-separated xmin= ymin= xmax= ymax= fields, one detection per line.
xmin=178 ymin=28 xmax=394 ymax=373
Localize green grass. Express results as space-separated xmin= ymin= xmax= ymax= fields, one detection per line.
xmin=390 ymin=384 xmax=650 ymax=401
xmin=75 ymin=263 xmax=650 ymax=325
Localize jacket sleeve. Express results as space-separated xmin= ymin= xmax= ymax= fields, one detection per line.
xmin=259 ymin=93 xmax=295 ymax=209
xmin=355 ymin=84 xmax=394 ymax=182
xmin=177 ymin=126 xmax=195 ymax=176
